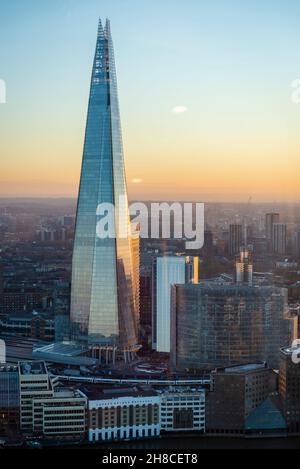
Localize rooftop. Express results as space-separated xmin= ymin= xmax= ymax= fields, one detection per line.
xmin=81 ymin=385 xmax=157 ymax=401
xmin=223 ymin=363 xmax=268 ymax=374
xmin=19 ymin=361 xmax=47 ymax=375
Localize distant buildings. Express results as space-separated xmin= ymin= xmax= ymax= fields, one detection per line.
xmin=171 ymin=283 xmax=296 ymax=370
xmin=229 ymin=224 xmax=243 ymax=256
xmin=279 ymin=345 xmax=300 ymax=433
xmin=152 ymin=256 xmax=198 ymax=353
xmin=272 ymin=223 xmax=287 ymax=255
xmin=266 ymin=213 xmax=280 ymax=248
xmin=235 ymin=247 xmax=253 ymax=286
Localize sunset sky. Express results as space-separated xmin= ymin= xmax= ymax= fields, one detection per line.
xmin=1 ymin=0 xmax=300 ymax=202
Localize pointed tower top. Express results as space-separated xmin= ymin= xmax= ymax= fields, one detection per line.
xmin=105 ymin=18 xmax=111 ymax=38
xmin=97 ymin=18 xmax=104 ymax=38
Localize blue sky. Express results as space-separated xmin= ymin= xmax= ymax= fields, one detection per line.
xmin=1 ymin=0 xmax=300 ymax=200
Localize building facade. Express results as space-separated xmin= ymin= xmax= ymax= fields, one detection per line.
xmin=0 ymin=365 xmax=20 ymax=436
xmin=158 ymin=387 xmax=205 ymax=433
xmin=152 ymin=256 xmax=198 ymax=353
xmin=206 ymin=363 xmax=276 ymax=435
xmin=70 ymin=19 xmax=139 ymax=361
xmin=171 ymin=283 xmax=296 ymax=370
xmin=279 ymin=346 xmax=300 ymax=433
xmin=87 ymin=387 xmax=160 ymax=442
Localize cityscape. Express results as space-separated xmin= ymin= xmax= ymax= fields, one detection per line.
xmin=1 ymin=0 xmax=300 ymax=455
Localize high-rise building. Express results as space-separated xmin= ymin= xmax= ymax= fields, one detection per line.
xmin=229 ymin=224 xmax=243 ymax=256
xmin=265 ymin=213 xmax=280 ymax=243
xmin=235 ymin=247 xmax=253 ymax=286
xmin=152 ymin=256 xmax=198 ymax=353
xmin=70 ymin=19 xmax=139 ymax=362
xmin=0 ymin=365 xmax=20 ymax=436
xmin=170 ymin=283 xmax=296 ymax=370
xmin=279 ymin=345 xmax=300 ymax=433
xmin=272 ymin=223 xmax=287 ymax=255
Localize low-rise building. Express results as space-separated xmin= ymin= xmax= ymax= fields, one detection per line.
xmin=158 ymin=387 xmax=205 ymax=433
xmin=206 ymin=363 xmax=276 ymax=435
xmin=85 ymin=386 xmax=160 ymax=442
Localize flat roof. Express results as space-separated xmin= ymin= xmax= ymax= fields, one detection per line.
xmin=19 ymin=361 xmax=47 ymax=375
xmin=223 ymin=363 xmax=267 ymax=374
xmin=33 ymin=342 xmax=97 ymax=366
xmin=81 ymin=385 xmax=157 ymax=401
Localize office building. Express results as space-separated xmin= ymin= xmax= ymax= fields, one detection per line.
xmin=206 ymin=363 xmax=281 ymax=435
xmin=235 ymin=247 xmax=253 ymax=286
xmin=70 ymin=19 xmax=139 ymax=361
xmin=18 ymin=361 xmax=86 ymax=439
xmin=229 ymin=224 xmax=243 ymax=256
xmin=0 ymin=365 xmax=20 ymax=436
xmin=86 ymin=386 xmax=160 ymax=442
xmin=171 ymin=283 xmax=296 ymax=370
xmin=266 ymin=213 xmax=280 ymax=245
xmin=272 ymin=223 xmax=287 ymax=255
xmin=32 ymin=388 xmax=87 ymax=439
xmin=152 ymin=256 xmax=198 ymax=353
xmin=158 ymin=387 xmax=205 ymax=433
xmin=279 ymin=345 xmax=300 ymax=433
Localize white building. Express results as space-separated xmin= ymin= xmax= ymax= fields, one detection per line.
xmin=152 ymin=256 xmax=198 ymax=353
xmin=87 ymin=387 xmax=160 ymax=442
xmin=158 ymin=387 xmax=205 ymax=432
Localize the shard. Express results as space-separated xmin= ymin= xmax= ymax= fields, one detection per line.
xmin=70 ymin=19 xmax=139 ymax=362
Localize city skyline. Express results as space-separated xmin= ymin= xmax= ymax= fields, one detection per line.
xmin=1 ymin=0 xmax=300 ymax=202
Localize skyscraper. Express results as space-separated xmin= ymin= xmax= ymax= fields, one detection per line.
xmin=265 ymin=213 xmax=280 ymax=242
xmin=272 ymin=223 xmax=287 ymax=255
xmin=235 ymin=247 xmax=253 ymax=286
xmin=229 ymin=224 xmax=243 ymax=256
xmin=265 ymin=212 xmax=280 ymax=252
xmin=70 ymin=19 xmax=139 ymax=362
xmin=152 ymin=256 xmax=198 ymax=353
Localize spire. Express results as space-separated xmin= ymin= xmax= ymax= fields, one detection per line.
xmin=105 ymin=18 xmax=111 ymax=38
xmin=97 ymin=18 xmax=104 ymax=38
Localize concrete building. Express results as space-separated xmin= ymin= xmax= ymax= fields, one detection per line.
xmin=86 ymin=386 xmax=160 ymax=442
xmin=158 ymin=387 xmax=205 ymax=433
xmin=32 ymin=388 xmax=87 ymax=439
xmin=19 ymin=361 xmax=86 ymax=439
xmin=19 ymin=361 xmax=56 ymax=432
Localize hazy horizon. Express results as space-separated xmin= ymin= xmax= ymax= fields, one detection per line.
xmin=1 ymin=0 xmax=300 ymax=201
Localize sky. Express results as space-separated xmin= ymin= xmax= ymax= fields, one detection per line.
xmin=1 ymin=0 xmax=300 ymax=202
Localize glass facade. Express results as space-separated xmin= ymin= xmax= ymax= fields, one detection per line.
xmin=171 ymin=283 xmax=296 ymax=370
xmin=70 ymin=19 xmax=138 ymax=352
